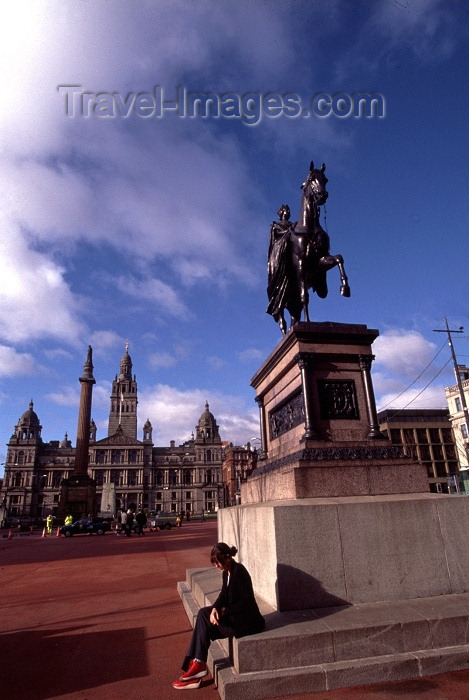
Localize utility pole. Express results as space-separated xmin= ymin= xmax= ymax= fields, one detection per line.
xmin=433 ymin=318 xmax=469 ymax=489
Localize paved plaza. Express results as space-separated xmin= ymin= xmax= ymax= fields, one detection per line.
xmin=1 ymin=521 xmax=468 ymax=700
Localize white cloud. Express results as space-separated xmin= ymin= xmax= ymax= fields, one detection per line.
xmin=114 ymin=275 xmax=191 ymax=320
xmin=238 ymin=348 xmax=264 ymax=362
xmin=334 ymin=0 xmax=458 ymax=79
xmin=373 ymin=329 xmax=437 ymax=377
xmin=0 ymin=345 xmax=40 ymax=377
xmin=207 ymin=356 xmax=227 ymax=371
xmin=372 ymin=328 xmax=453 ymax=411
xmin=377 ymin=385 xmax=448 ymax=412
xmin=43 ymin=347 xmax=74 ymax=361
xmin=89 ymin=331 xmax=124 ymax=357
xmin=46 ymin=386 xmax=80 ymax=408
xmin=148 ymin=352 xmax=177 ymax=370
xmin=46 ymin=379 xmax=110 ymax=410
xmin=138 ymin=383 xmax=259 ymax=446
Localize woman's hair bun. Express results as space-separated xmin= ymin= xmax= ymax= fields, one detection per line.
xmin=229 ymin=546 xmax=238 ymax=556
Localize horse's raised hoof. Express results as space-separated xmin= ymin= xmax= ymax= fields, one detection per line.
xmin=340 ymin=284 xmax=351 ymax=297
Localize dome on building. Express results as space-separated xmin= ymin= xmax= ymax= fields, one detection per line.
xmin=119 ymin=341 xmax=133 ymax=380
xmin=198 ymin=401 xmax=216 ymax=428
xmin=196 ymin=402 xmax=220 ymax=442
xmin=19 ymin=400 xmax=41 ymax=428
xmin=60 ymin=432 xmax=72 ymax=449
xmin=15 ymin=399 xmax=42 ymax=440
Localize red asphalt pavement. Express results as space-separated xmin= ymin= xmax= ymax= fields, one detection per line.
xmin=0 ymin=522 xmax=468 ymax=700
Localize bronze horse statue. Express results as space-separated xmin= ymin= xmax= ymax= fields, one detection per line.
xmin=267 ymin=161 xmax=350 ymax=334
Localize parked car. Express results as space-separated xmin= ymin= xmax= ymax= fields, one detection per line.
xmin=6 ymin=518 xmax=34 ymax=532
xmin=60 ymin=517 xmax=110 ymax=537
xmin=150 ymin=512 xmax=177 ymax=530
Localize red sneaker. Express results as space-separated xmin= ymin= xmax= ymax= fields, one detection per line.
xmin=172 ymin=678 xmax=202 ymax=690
xmin=179 ymin=660 xmax=208 ymax=681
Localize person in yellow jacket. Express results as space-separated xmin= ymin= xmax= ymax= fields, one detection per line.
xmin=64 ymin=514 xmax=73 ymax=526
xmin=46 ymin=514 xmax=53 ymax=534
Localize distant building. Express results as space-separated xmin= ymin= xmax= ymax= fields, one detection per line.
xmin=222 ymin=443 xmax=257 ymax=506
xmin=444 ymin=364 xmax=469 ymax=491
xmin=1 ymin=346 xmax=225 ymax=524
xmin=377 ymin=408 xmax=461 ymax=494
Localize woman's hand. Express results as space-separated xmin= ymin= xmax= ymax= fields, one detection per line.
xmin=210 ymin=607 xmax=219 ymax=625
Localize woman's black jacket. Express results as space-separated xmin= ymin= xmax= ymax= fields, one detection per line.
xmin=213 ymin=560 xmax=265 ymax=638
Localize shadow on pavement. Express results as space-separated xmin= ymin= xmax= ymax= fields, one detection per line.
xmin=0 ymin=626 xmax=149 ymax=700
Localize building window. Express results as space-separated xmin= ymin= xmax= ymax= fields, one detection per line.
xmin=95 ymin=470 xmax=105 ymax=486
xmin=128 ymin=450 xmax=137 ymax=463
xmin=14 ymin=472 xmax=24 ymax=487
xmin=416 ymin=429 xmax=428 ymax=444
xmin=110 ymin=470 xmax=122 ymax=486
xmin=96 ymin=450 xmax=106 ymax=464
xmin=183 ymin=469 xmax=192 ymax=485
xmin=206 ymin=469 xmax=213 ymax=484
xmin=169 ymin=469 xmax=178 ymax=486
xmin=455 ymin=397 xmax=462 ymax=412
xmin=111 ymin=450 xmax=122 ymax=464
xmin=128 ymin=470 xmax=137 ymax=486
xmin=462 ymin=424 xmax=468 ymax=439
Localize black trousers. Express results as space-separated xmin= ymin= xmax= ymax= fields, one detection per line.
xmin=181 ymin=606 xmax=234 ymax=670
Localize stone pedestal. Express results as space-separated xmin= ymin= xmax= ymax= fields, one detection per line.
xmin=246 ymin=322 xmax=429 ymax=502
xmin=57 ymin=473 xmax=97 ymax=521
xmin=218 ymin=494 xmax=469 ymax=611
xmin=98 ymin=482 xmax=116 ymax=519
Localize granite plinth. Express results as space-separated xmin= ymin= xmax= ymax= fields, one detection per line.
xmin=218 ymin=494 xmax=469 ymax=610
xmin=57 ymin=472 xmax=97 ymax=519
xmin=243 ymin=443 xmax=429 ymax=503
xmin=248 ymin=322 xmax=430 ymax=502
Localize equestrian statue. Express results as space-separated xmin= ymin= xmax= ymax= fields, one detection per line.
xmin=267 ymin=161 xmax=350 ymax=334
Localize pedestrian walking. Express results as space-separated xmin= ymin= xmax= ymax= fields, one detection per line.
xmin=126 ymin=509 xmax=134 ymax=536
xmin=120 ymin=508 xmax=127 ymax=536
xmin=135 ymin=509 xmax=146 ymax=536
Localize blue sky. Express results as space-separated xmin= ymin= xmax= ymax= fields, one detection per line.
xmin=0 ymin=0 xmax=468 ymax=475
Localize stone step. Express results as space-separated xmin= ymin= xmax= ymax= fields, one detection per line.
xmin=178 ymin=567 xmax=469 ymax=699
xmin=214 ymin=644 xmax=469 ymax=700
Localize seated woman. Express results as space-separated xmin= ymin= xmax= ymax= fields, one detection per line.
xmin=173 ymin=542 xmax=265 ymax=690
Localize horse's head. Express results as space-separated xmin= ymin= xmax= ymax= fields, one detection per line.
xmin=301 ymin=161 xmax=328 ymax=206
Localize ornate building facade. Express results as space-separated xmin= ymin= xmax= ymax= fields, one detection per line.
xmin=1 ymin=346 xmax=225 ymax=524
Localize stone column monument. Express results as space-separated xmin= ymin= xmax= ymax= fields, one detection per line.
xmin=57 ymin=346 xmax=97 ymax=520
